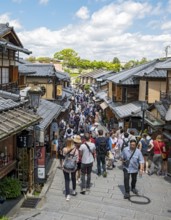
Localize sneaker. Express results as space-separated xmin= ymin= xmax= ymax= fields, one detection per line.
xmin=124 ymin=193 xmax=130 ymax=199
xmin=80 ymin=188 xmax=86 ymax=195
xmin=112 ymin=164 xmax=116 ymax=168
xmin=66 ymin=195 xmax=70 ymax=201
xmin=131 ymin=188 xmax=138 ymax=195
xmin=72 ymin=191 xmax=77 ymax=196
xmin=103 ymin=172 xmax=107 ymax=178
xmin=76 ymin=179 xmax=81 ymax=184
xmin=86 ymin=188 xmax=90 ymax=192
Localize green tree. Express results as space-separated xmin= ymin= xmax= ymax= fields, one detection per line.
xmin=124 ymin=60 xmax=136 ymax=69
xmin=36 ymin=57 xmax=51 ymax=63
xmin=54 ymin=48 xmax=80 ymax=67
xmin=26 ymin=56 xmax=36 ymax=63
xmin=139 ymin=57 xmax=148 ymax=65
xmin=112 ymin=57 xmax=120 ymax=65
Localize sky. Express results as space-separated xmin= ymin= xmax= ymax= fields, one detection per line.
xmin=1 ymin=0 xmax=171 ymax=62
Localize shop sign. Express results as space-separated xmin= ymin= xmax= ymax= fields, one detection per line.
xmin=36 ymin=146 xmax=46 ymax=179
xmin=17 ymin=133 xmax=33 ymax=148
xmin=38 ymin=167 xmax=45 ymax=179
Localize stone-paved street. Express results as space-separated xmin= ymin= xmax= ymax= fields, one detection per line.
xmin=11 ymin=158 xmax=171 ymax=220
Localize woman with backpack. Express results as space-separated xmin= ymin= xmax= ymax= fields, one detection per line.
xmin=62 ymin=138 xmax=79 ymax=201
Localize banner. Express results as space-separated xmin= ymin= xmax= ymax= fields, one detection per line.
xmin=36 ymin=146 xmax=46 ymax=179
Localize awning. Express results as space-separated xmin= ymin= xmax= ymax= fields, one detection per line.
xmin=163 ymin=131 xmax=171 ymax=140
xmin=110 ymin=102 xmax=142 ymax=119
xmin=100 ymin=102 xmax=108 ymax=110
xmin=0 ymin=108 xmax=41 ymax=141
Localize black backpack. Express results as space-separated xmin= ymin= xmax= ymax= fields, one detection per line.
xmin=97 ymin=137 xmax=107 ymax=154
xmin=121 ymin=138 xmax=129 ymax=151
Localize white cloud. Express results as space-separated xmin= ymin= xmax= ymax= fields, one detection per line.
xmin=39 ymin=0 xmax=49 ymax=5
xmin=75 ymin=6 xmax=90 ymax=20
xmin=161 ymin=21 xmax=171 ymax=30
xmin=0 ymin=13 xmax=22 ymax=30
xmin=5 ymin=0 xmax=170 ymax=61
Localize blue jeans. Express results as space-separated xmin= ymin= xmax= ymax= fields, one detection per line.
xmin=63 ymin=170 xmax=76 ymax=196
xmin=97 ymin=154 xmax=106 ymax=174
xmin=81 ymin=162 xmax=93 ymax=189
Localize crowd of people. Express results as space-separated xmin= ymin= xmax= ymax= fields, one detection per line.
xmin=51 ymin=90 xmax=170 ymax=201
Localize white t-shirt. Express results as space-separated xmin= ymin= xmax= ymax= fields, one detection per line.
xmin=79 ymin=142 xmax=96 ymax=164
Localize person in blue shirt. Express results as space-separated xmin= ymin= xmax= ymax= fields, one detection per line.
xmin=121 ymin=139 xmax=144 ymax=199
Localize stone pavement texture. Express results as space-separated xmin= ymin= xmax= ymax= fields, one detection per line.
xmin=10 ymin=158 xmax=171 ymax=220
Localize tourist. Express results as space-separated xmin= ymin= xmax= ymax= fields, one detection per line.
xmin=79 ymin=133 xmax=96 ymax=194
xmin=121 ymin=139 xmax=144 ymax=199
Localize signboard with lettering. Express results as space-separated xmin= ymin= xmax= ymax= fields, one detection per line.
xmin=17 ymin=133 xmax=33 ymax=148
xmin=37 ymin=146 xmax=46 ymax=180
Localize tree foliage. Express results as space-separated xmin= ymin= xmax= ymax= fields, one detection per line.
xmin=124 ymin=57 xmax=148 ymax=70
xmin=26 ymin=49 xmax=149 ymax=74
xmin=112 ymin=57 xmax=120 ymax=65
xmin=26 ymin=56 xmax=36 ymax=63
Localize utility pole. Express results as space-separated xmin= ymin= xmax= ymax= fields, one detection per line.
xmin=165 ymin=45 xmax=170 ymax=58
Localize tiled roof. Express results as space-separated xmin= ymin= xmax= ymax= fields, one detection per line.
xmin=111 ymin=101 xmax=142 ymax=119
xmin=0 ymin=91 xmax=20 ymax=101
xmin=143 ymin=69 xmax=166 ymax=78
xmin=0 ymin=98 xmax=21 ymax=112
xmin=107 ymin=60 xmax=159 ymax=85
xmin=17 ymin=61 xmax=36 ymax=74
xmin=0 ymin=23 xmax=12 ymax=37
xmin=92 ymin=70 xmax=114 ymax=79
xmin=81 ymin=69 xmax=106 ymax=78
xmin=100 ymin=71 xmax=116 ymax=80
xmin=154 ymin=102 xmax=167 ymax=119
xmin=0 ymin=108 xmax=41 ymax=141
xmin=27 ymin=64 xmax=56 ymax=77
xmin=156 ymin=58 xmax=171 ymax=70
xmin=55 ymin=70 xmax=70 ymax=80
xmin=36 ymin=99 xmax=62 ymax=131
xmin=0 ymin=40 xmax=31 ymax=55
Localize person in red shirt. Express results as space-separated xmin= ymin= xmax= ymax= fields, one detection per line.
xmin=148 ymin=135 xmax=165 ymax=176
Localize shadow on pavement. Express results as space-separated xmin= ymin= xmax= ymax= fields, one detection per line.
xmin=118 ymin=184 xmax=125 ymax=195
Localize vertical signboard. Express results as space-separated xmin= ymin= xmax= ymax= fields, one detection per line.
xmin=36 ymin=146 xmax=46 ymax=179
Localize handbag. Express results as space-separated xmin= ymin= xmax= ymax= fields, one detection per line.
xmin=63 ymin=148 xmax=77 ymax=173
xmin=156 ymin=141 xmax=166 ymax=159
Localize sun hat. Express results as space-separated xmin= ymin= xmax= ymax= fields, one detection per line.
xmin=73 ymin=135 xmax=82 ymax=144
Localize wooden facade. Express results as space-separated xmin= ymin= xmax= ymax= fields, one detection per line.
xmin=139 ymin=79 xmax=166 ymax=103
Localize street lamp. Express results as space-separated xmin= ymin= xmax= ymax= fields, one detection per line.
xmin=141 ymin=101 xmax=147 ymax=133
xmin=28 ymin=84 xmax=42 ymax=187
xmin=28 ymin=85 xmax=42 ymax=113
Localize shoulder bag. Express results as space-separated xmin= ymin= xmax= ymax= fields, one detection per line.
xmin=123 ymin=148 xmax=136 ymax=168
xmin=63 ymin=148 xmax=77 ymax=173
xmin=85 ymin=142 xmax=95 ymax=161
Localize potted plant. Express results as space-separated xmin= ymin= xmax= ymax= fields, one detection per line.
xmin=0 ymin=177 xmax=21 ymax=199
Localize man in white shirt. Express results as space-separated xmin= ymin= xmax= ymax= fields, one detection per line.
xmin=79 ymin=133 xmax=96 ymax=194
